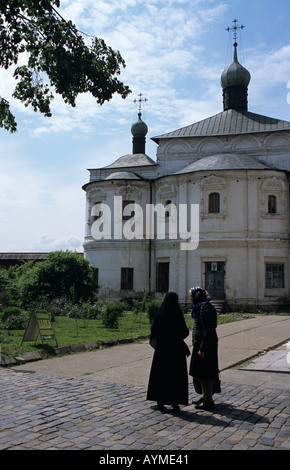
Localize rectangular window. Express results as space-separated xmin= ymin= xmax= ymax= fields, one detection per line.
xmin=265 ymin=263 xmax=285 ymax=288
xmin=208 ymin=192 xmax=220 ymax=213
xmin=121 ymin=267 xmax=134 ymax=290
xmin=156 ymin=262 xmax=169 ymax=293
xmin=92 ymin=267 xmax=99 ymax=285
xmin=268 ymin=195 xmax=277 ymax=214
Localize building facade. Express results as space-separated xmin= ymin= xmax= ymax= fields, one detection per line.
xmin=83 ymin=43 xmax=290 ymax=309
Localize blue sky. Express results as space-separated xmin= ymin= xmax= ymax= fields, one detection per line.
xmin=1 ymin=0 xmax=290 ymax=252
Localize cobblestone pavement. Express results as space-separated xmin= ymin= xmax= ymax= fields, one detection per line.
xmin=0 ymin=367 xmax=289 ymax=451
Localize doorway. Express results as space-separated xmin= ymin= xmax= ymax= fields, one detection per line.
xmin=205 ymin=262 xmax=225 ymax=300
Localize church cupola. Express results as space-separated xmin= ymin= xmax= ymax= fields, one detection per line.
xmin=131 ymin=112 xmax=148 ymax=154
xmin=221 ymin=20 xmax=251 ymax=111
xmin=131 ymin=93 xmax=148 ymax=154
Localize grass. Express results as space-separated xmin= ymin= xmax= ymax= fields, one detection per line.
xmin=0 ymin=312 xmax=257 ymax=358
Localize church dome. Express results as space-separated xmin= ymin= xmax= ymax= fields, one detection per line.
xmin=221 ymin=43 xmax=251 ymax=89
xmin=131 ymin=113 xmax=148 ymax=137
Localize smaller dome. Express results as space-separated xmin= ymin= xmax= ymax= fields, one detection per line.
xmin=131 ymin=113 xmax=148 ymax=137
xmin=221 ymin=44 xmax=251 ymax=89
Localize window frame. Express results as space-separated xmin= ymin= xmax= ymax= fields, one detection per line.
xmin=265 ymin=263 xmax=285 ymax=289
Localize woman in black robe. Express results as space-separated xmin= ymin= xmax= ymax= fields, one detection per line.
xmin=146 ymin=292 xmax=190 ymax=412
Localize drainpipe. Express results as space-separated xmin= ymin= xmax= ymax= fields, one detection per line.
xmin=148 ymin=180 xmax=152 ymax=296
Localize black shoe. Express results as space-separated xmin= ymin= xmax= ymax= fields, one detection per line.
xmin=157 ymin=402 xmax=166 ymax=412
xmin=151 ymin=403 xmax=166 ymax=412
xmin=192 ymin=397 xmax=204 ymax=405
xmin=195 ymin=400 xmax=214 ymax=410
xmin=172 ymin=404 xmax=180 ymax=413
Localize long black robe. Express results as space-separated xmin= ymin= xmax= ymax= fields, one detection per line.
xmin=146 ymin=292 xmax=190 ymax=406
xmin=189 ymin=301 xmax=219 ymax=380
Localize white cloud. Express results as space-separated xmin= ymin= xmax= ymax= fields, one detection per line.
xmin=31 ymin=234 xmax=83 ymax=252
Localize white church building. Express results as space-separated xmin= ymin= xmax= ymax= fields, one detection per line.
xmin=83 ymin=39 xmax=290 ymax=310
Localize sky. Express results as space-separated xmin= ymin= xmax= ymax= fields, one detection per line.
xmin=1 ymin=0 xmax=290 ymax=253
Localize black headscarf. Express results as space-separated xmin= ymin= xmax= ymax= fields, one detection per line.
xmin=150 ymin=292 xmax=186 ymax=347
xmin=189 ymin=286 xmax=211 ymax=318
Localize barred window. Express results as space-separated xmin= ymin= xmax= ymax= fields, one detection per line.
xmin=265 ymin=264 xmax=285 ymax=288
xmin=208 ymin=192 xmax=220 ymax=213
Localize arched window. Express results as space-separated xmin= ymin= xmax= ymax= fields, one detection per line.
xmin=165 ymin=199 xmax=171 ymax=218
xmin=209 ymin=192 xmax=220 ymax=213
xmin=268 ymin=195 xmax=276 ymax=214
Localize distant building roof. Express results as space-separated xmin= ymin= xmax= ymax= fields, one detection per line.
xmin=0 ymin=252 xmax=49 ymax=261
xmin=0 ymin=252 xmax=84 ymax=268
xmin=152 ymin=109 xmax=290 ymax=143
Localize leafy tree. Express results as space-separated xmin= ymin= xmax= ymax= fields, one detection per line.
xmin=0 ymin=263 xmax=28 ymax=307
xmin=0 ymin=0 xmax=131 ymax=132
xmin=15 ymin=251 xmax=97 ymax=305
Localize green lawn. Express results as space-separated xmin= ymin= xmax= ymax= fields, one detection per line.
xmin=0 ymin=312 xmax=247 ymax=358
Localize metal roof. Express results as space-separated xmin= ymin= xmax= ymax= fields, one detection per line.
xmin=176 ymin=154 xmax=273 ymax=174
xmin=105 ymin=153 xmax=157 ymax=168
xmin=0 ymin=252 xmax=49 ymax=261
xmin=0 ymin=253 xmax=84 ymax=261
xmin=152 ymin=109 xmax=290 ymax=142
xmin=105 ymin=171 xmax=142 ymax=180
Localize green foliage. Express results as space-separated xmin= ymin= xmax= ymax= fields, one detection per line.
xmin=0 ymin=0 xmax=131 ymax=132
xmin=31 ymin=251 xmax=96 ymax=303
xmin=131 ymin=299 xmax=143 ymax=316
xmin=0 ymin=251 xmax=98 ymax=307
xmin=1 ymin=306 xmax=23 ymax=321
xmin=5 ymin=312 xmax=28 ymax=330
xmin=130 ymin=296 xmax=162 ymax=325
xmin=0 ymin=306 xmax=28 ymax=330
xmin=81 ymin=302 xmax=101 ymax=320
xmin=100 ymin=301 xmax=127 ymax=329
xmin=0 ymin=97 xmax=17 ymax=132
xmin=0 ymin=267 xmax=12 ymax=306
xmin=146 ymin=300 xmax=162 ymax=324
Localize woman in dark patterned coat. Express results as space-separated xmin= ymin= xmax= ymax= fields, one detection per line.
xmin=146 ymin=292 xmax=190 ymax=413
xmin=189 ymin=287 xmax=220 ymax=410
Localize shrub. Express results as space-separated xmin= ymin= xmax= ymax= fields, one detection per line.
xmin=5 ymin=312 xmax=28 ymax=330
xmin=146 ymin=300 xmax=161 ymax=324
xmin=82 ymin=302 xmax=101 ymax=320
xmin=1 ymin=306 xmax=24 ymax=322
xmin=101 ymin=301 xmax=126 ymax=329
xmin=131 ymin=299 xmax=143 ymax=316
